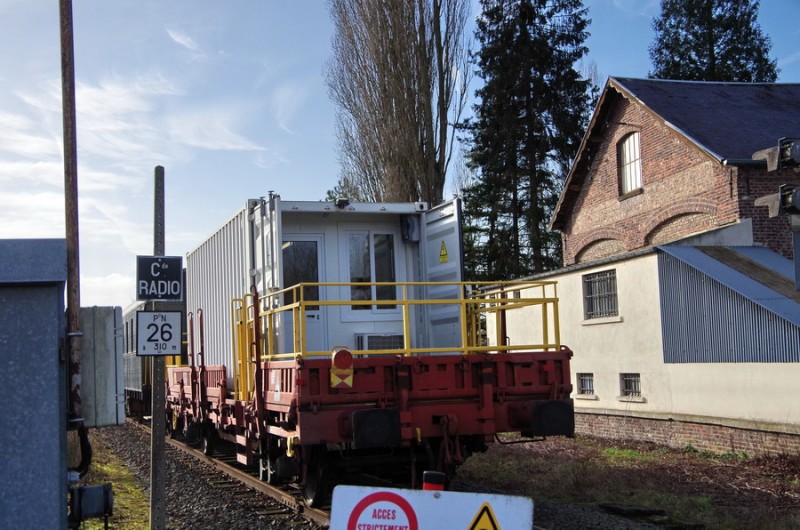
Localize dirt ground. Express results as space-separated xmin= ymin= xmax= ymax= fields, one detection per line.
xmin=455 ymin=434 xmax=800 ymax=529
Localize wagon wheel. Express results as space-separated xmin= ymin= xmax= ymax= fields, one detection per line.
xmin=302 ymin=446 xmax=328 ymax=507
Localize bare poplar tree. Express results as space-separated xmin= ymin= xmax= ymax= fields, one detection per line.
xmin=326 ymin=0 xmax=470 ymax=205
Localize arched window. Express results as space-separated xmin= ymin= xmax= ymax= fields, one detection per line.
xmin=617 ymin=132 xmax=642 ymax=195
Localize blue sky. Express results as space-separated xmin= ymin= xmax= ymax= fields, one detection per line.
xmin=1 ymin=0 xmax=799 ymax=306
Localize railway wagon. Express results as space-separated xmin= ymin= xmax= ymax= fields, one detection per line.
xmin=167 ymin=194 xmax=574 ymax=505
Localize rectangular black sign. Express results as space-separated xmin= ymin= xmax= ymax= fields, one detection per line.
xmin=136 ymin=255 xmax=183 ymax=301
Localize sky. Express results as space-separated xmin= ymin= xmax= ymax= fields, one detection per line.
xmin=1 ymin=0 xmax=800 ymax=308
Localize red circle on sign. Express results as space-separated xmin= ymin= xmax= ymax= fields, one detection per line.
xmin=347 ymin=491 xmax=419 ymax=530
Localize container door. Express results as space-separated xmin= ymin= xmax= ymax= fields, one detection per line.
xmin=282 ymin=235 xmax=326 ymax=354
xmin=422 ymin=198 xmax=464 ymax=349
xmin=251 ymin=196 xmax=282 ymax=296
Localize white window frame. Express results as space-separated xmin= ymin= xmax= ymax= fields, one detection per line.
xmin=618 ymin=132 xmax=642 ymax=195
xmin=339 ymin=226 xmax=403 ymax=322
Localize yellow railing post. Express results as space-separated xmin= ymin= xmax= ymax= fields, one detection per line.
xmin=401 ymin=284 xmax=411 ymax=356
xmin=459 ymin=283 xmax=468 ymax=356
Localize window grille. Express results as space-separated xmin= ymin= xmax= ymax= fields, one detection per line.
xmin=620 ymin=373 xmax=641 ymax=397
xmin=583 ymin=270 xmax=618 ymax=319
xmin=577 ymin=373 xmax=594 ymax=395
xmin=618 ymin=132 xmax=642 ymax=194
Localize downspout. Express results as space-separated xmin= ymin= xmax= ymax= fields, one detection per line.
xmin=723 ymin=158 xmax=767 ymax=201
xmin=60 ymin=0 xmax=91 ymax=476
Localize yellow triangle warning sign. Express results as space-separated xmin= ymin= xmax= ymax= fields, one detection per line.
xmin=439 ymin=241 xmax=448 ymax=263
xmin=468 ymin=502 xmax=500 ymax=530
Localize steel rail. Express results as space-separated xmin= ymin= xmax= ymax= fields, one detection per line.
xmin=132 ymin=420 xmax=331 ymax=528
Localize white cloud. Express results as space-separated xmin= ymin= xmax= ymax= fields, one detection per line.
xmin=166 ymin=27 xmax=208 ymax=61
xmin=779 ymin=50 xmax=800 ymax=68
xmin=272 ymin=82 xmax=310 ymax=135
xmin=254 ymin=149 xmax=290 ymax=169
xmin=81 ymin=272 xmax=134 ymax=307
xmin=167 ymin=28 xmax=199 ymax=51
xmin=167 ymin=107 xmax=265 ymax=151
xmin=0 ymin=190 xmax=65 ymax=238
xmin=0 ymin=107 xmax=61 ymax=160
xmin=611 ymin=0 xmax=659 ymax=17
xmin=0 ymin=159 xmax=62 ymax=188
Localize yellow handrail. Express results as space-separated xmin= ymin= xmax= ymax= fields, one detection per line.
xmin=232 ymin=280 xmax=561 ymax=369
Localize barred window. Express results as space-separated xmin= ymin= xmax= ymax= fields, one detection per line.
xmin=618 ymin=132 xmax=642 ymax=194
xmin=577 ymin=373 xmax=594 ymax=395
xmin=620 ymin=373 xmax=641 ymax=397
xmin=583 ymin=270 xmax=618 ymax=319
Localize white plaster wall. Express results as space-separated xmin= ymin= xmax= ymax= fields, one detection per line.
xmin=544 ymin=255 xmax=670 ymax=412
xmin=666 ymin=364 xmax=800 ymax=427
xmin=503 ymin=252 xmax=800 ymax=431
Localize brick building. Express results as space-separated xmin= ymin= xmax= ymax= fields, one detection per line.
xmin=551 ymin=77 xmax=800 ymax=265
xmin=502 ymin=78 xmax=800 ymax=456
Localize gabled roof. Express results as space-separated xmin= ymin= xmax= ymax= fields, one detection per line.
xmin=551 ymin=77 xmax=800 ymax=230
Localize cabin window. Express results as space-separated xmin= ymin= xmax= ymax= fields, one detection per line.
xmin=617 ymin=132 xmax=642 ymax=195
xmin=282 ymin=240 xmax=320 ymax=310
xmin=347 ymin=231 xmax=397 ymax=311
xmin=582 ymin=269 xmax=618 ymax=319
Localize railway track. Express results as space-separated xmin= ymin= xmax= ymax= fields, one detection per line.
xmin=126 ymin=420 xmax=558 ymax=529
xmin=131 ymin=420 xmax=331 ymax=528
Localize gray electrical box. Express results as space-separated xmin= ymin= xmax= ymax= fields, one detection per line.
xmin=0 ymin=239 xmax=68 ymax=529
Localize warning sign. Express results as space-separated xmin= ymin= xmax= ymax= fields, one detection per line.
xmin=346 ymin=491 xmax=418 ymax=530
xmin=469 ymin=502 xmax=500 ymax=530
xmin=331 ymin=367 xmax=354 ymax=388
xmin=331 ymin=486 xmax=533 ymax=530
xmin=439 ymin=241 xmax=448 ymax=263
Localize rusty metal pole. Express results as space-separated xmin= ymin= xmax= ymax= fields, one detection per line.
xmin=150 ymin=166 xmax=167 ymax=529
xmin=60 ymin=0 xmax=92 ymax=475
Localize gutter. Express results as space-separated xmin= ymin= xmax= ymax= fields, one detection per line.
xmin=723 ymin=158 xmax=767 ymax=167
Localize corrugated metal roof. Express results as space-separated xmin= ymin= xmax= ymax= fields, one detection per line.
xmin=658 ymin=245 xmax=800 ymax=327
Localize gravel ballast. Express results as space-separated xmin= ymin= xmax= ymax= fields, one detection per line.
xmin=92 ymin=422 xmax=658 ymax=529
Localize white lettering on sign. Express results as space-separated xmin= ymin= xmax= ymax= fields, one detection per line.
xmin=136 ymin=255 xmax=183 ymax=301
xmin=138 ymin=280 xmax=182 ymax=297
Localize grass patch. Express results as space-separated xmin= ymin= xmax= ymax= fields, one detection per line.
xmin=455 ymin=435 xmax=800 ymax=530
xmin=601 ymin=447 xmax=656 ymax=462
xmin=72 ymin=433 xmax=150 ymax=529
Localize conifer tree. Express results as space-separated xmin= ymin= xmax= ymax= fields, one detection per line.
xmin=649 ymin=0 xmax=778 ymax=82
xmin=462 ymin=0 xmax=591 ymax=280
